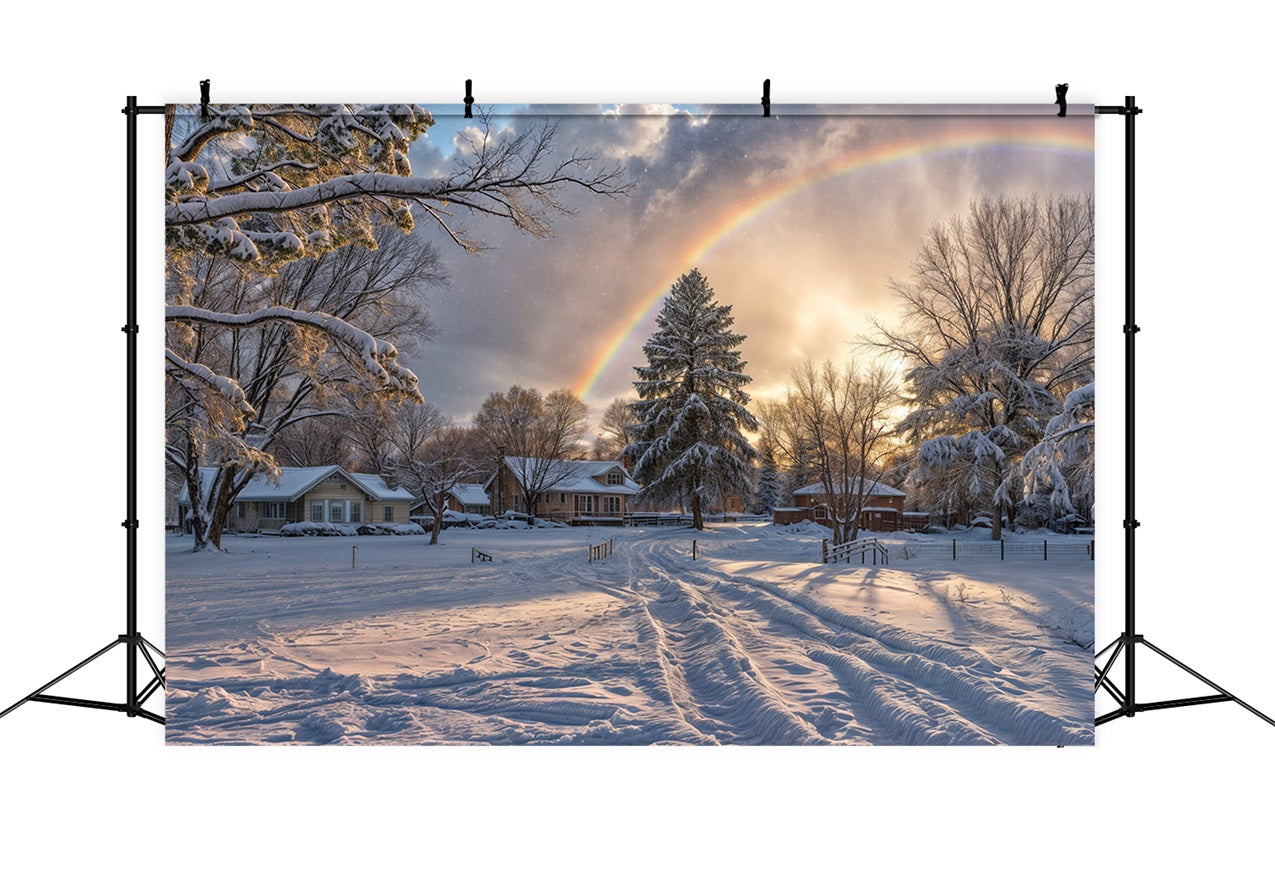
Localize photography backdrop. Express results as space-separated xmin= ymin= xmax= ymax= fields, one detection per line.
xmin=165 ymin=103 xmax=1095 ymax=745
xmin=3 ymin=2 xmax=1272 ymax=863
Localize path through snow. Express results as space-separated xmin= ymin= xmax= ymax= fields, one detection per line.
xmin=165 ymin=524 xmax=1094 ymax=745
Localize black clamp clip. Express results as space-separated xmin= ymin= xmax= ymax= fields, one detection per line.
xmin=761 ymin=79 xmax=771 ymax=117
xmin=1055 ymin=83 xmax=1068 ymax=118
xmin=200 ymin=79 xmax=211 ymax=121
xmin=464 ymin=79 xmax=474 ymax=119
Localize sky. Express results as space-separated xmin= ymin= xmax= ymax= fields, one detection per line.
xmin=399 ymin=104 xmax=1094 ymax=434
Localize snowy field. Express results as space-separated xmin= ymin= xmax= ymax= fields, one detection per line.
xmin=166 ymin=522 xmax=1094 ymax=745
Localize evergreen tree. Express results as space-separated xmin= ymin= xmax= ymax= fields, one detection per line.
xmin=752 ymin=445 xmax=782 ymax=515
xmin=627 ymin=269 xmax=758 ymax=530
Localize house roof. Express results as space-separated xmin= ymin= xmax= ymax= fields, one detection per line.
xmin=792 ymin=478 xmax=906 ymax=498
xmin=177 ymin=466 xmax=412 ymax=505
xmin=490 ymin=457 xmax=639 ymax=496
xmin=411 ymin=483 xmax=491 ymax=511
xmin=347 ymin=472 xmax=413 ymax=502
xmin=450 ymin=483 xmax=490 ymax=505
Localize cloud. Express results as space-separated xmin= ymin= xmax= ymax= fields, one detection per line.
xmin=397 ymin=106 xmax=1093 ymax=430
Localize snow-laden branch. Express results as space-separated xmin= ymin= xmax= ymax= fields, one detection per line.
xmin=164 ymin=349 xmax=256 ymax=419
xmin=167 ymin=304 xmax=421 ymax=400
xmin=167 ymin=173 xmax=455 ymax=225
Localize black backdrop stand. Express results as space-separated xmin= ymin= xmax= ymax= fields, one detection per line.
xmin=0 ymin=96 xmax=166 ymax=726
xmin=1094 ymin=96 xmax=1273 ymax=729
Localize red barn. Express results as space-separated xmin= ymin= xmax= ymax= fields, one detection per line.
xmin=773 ymin=479 xmax=928 ymax=532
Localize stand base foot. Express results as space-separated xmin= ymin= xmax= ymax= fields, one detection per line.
xmin=1095 ymin=634 xmax=1274 ymax=728
xmin=0 ymin=633 xmax=166 ymax=724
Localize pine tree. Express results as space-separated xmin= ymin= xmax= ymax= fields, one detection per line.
xmin=627 ymin=269 xmax=758 ymax=530
xmin=752 ymin=445 xmax=782 ymax=515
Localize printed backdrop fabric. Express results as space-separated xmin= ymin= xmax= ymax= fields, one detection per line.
xmin=164 ymin=103 xmax=1095 ymax=745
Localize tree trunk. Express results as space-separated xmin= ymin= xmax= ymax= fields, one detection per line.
xmin=207 ymin=464 xmax=248 ymax=551
xmin=208 ymin=495 xmax=230 ymax=551
xmin=429 ymin=492 xmax=443 ymax=544
xmin=691 ymin=489 xmax=704 ymax=531
xmin=991 ymin=498 xmax=1003 ymax=541
xmin=182 ymin=455 xmax=211 ymax=551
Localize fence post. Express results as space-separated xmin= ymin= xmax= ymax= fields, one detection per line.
xmin=822 ymin=539 xmax=828 ymax=564
xmin=1043 ymin=539 xmax=1048 ymax=561
xmin=1091 ymin=539 xmax=1094 ymax=561
xmin=352 ymin=546 xmax=357 ymax=569
xmin=1001 ymin=538 xmax=1004 ymax=561
xmin=693 ymin=539 xmax=698 ymax=561
xmin=952 ymin=538 xmax=957 ymax=560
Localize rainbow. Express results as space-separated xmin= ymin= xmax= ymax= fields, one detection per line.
xmin=571 ymin=120 xmax=1094 ymax=400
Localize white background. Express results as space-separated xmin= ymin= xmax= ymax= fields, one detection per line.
xmin=1 ymin=2 xmax=1271 ymax=866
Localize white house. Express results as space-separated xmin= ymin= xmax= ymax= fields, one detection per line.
xmin=177 ymin=466 xmax=415 ymax=533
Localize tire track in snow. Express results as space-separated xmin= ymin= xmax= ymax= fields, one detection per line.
xmin=632 ymin=537 xmax=1087 ymax=745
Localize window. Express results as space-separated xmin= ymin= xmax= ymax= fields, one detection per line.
xmin=384 ymin=506 xmax=395 ymax=522
xmin=330 ymin=503 xmax=344 ymax=523
xmin=311 ymin=502 xmax=324 ymax=522
xmin=236 ymin=502 xmax=246 ymax=519
xmin=574 ymin=494 xmax=594 ymax=514
xmin=603 ymin=496 xmax=621 ymax=514
xmin=559 ymin=492 xmax=566 ymax=504
xmin=606 ymin=472 xmax=624 ymax=486
xmin=349 ymin=503 xmax=362 ymax=523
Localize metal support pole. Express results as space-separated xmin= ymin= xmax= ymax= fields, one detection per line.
xmin=125 ymin=94 xmax=139 ymax=718
xmin=1093 ymin=96 xmax=1271 ymax=729
xmin=0 ymin=96 xmax=166 ymax=727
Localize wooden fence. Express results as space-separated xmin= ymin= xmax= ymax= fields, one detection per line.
xmin=823 ymin=537 xmax=889 ymax=565
xmin=588 ymin=538 xmax=614 ymax=563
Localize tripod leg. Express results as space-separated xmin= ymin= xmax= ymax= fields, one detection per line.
xmin=1094 ymin=637 xmax=1125 ymax=691
xmin=138 ymin=641 xmax=165 ymax=687
xmin=0 ymin=638 xmax=124 ymax=719
xmin=1139 ymin=638 xmax=1275 ymax=728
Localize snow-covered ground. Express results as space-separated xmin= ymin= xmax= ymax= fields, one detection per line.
xmin=165 ymin=522 xmax=1094 ymax=745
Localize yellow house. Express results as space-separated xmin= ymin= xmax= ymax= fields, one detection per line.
xmin=177 ymin=466 xmax=415 ymax=534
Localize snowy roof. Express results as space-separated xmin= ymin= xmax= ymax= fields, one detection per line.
xmin=449 ymin=484 xmax=490 ymax=506
xmin=792 ymin=479 xmax=906 ymax=498
xmin=496 ymin=457 xmax=639 ymax=495
xmin=347 ymin=472 xmax=413 ymax=502
xmin=178 ymin=466 xmax=411 ymax=505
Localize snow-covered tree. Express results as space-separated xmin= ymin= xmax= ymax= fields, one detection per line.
xmin=751 ymin=444 xmax=782 ymax=515
xmin=473 ymin=386 xmax=589 ymax=523
xmin=1018 ymin=381 xmax=1095 ymax=525
xmin=627 ymin=269 xmax=758 ymax=530
xmin=166 ymin=227 xmax=441 ymax=551
xmin=166 ymin=103 xmax=625 ymax=550
xmin=869 ymin=195 xmax=1094 ymax=539
xmin=387 ymin=404 xmax=476 ymax=545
